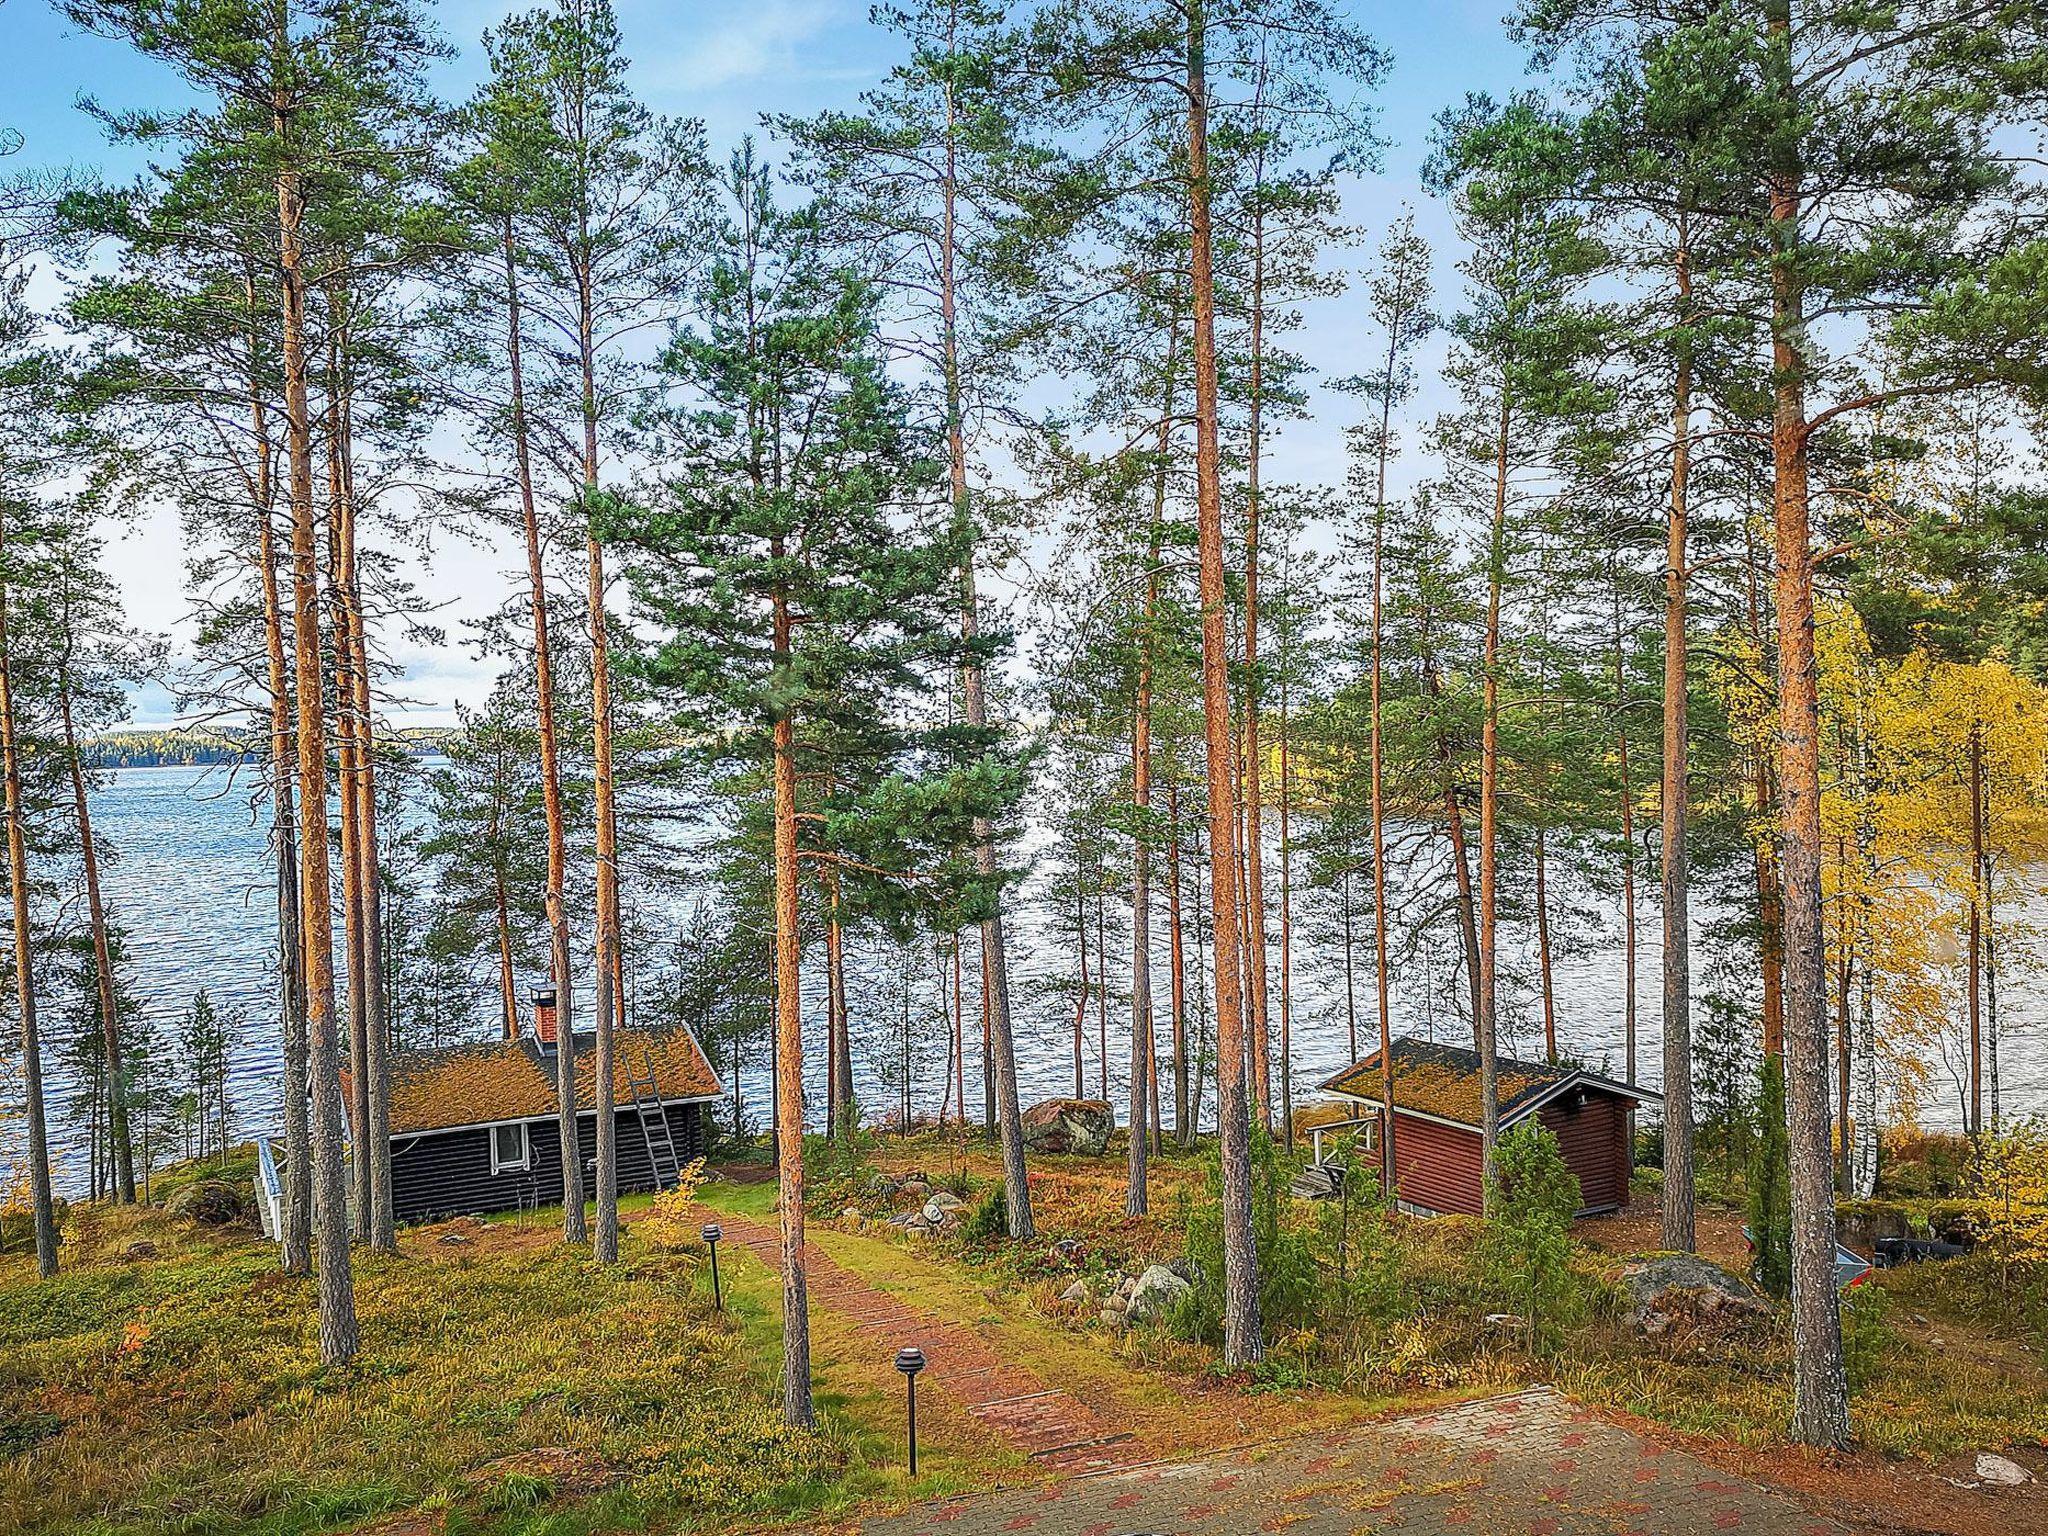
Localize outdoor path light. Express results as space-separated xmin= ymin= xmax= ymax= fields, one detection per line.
xmin=895 ymin=1346 xmax=927 ymax=1474
xmin=701 ymin=1223 xmax=723 ymax=1310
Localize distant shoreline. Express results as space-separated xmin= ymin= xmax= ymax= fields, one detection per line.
xmin=83 ymin=728 xmax=456 ymax=769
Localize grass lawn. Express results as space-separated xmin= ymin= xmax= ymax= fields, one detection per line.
xmin=0 ymin=1192 xmax=897 ymax=1536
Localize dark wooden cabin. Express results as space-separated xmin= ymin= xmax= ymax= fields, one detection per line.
xmin=1320 ymin=1037 xmax=1658 ymax=1218
xmin=342 ymin=990 xmax=723 ymax=1226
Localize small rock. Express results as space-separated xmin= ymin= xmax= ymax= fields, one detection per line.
xmin=901 ymin=1178 xmax=930 ymax=1198
xmin=922 ymin=1196 xmax=963 ymax=1225
xmin=1125 ymin=1264 xmax=1193 ymax=1325
xmin=841 ymin=1207 xmax=863 ymax=1229
xmin=1911 ymin=1313 xmax=1930 ymax=1326
xmin=926 ymin=1190 xmax=968 ymax=1213
xmin=1050 ymin=1238 xmax=1082 ymax=1264
xmin=1483 ymin=1312 xmax=1527 ymax=1334
xmin=1058 ymin=1278 xmax=1091 ymax=1306
xmin=437 ymin=1231 xmax=474 ymax=1247
xmin=1976 ymin=1453 xmax=2032 ymax=1487
xmin=122 ymin=1240 xmax=157 ymax=1261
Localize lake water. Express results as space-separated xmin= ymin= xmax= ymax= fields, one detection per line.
xmin=12 ymin=764 xmax=2042 ymax=1194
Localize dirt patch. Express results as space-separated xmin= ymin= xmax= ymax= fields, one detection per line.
xmin=1581 ymin=1199 xmax=1755 ymax=1268
xmin=351 ymin=1516 xmax=444 ymax=1536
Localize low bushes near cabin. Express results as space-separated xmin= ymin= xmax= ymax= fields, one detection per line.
xmin=1481 ymin=1121 xmax=1588 ymax=1354
xmin=642 ymin=1157 xmax=711 ymax=1249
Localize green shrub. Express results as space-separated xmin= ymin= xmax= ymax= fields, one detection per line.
xmin=1746 ymin=1056 xmax=1792 ymax=1299
xmin=1172 ymin=1128 xmax=1317 ymax=1347
xmin=802 ymin=1112 xmax=878 ymax=1215
xmin=1481 ymin=1121 xmax=1584 ymax=1354
xmin=1839 ymin=1283 xmax=1894 ymax=1393
xmin=960 ymin=1184 xmax=1008 ymax=1245
xmin=1312 ymin=1134 xmax=1402 ymax=1327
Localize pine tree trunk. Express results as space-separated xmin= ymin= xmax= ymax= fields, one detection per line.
xmin=58 ymin=618 xmax=134 ymax=1202
xmin=1095 ymin=889 xmax=1108 ymax=1103
xmin=330 ymin=362 xmax=393 ymax=1251
xmin=952 ymin=937 xmax=966 ymax=1130
xmin=1278 ymin=665 xmax=1294 ymax=1148
xmin=981 ymin=940 xmax=995 ymax=1137
xmin=1057 ymin=880 xmax=1078 ymax=1095
xmin=823 ymin=864 xmax=853 ymax=1132
xmin=494 ymin=776 xmax=519 ymax=1041
xmin=277 ymin=140 xmax=357 ymax=1362
xmin=578 ymin=248 xmax=615 ymax=1256
xmin=770 ymin=575 xmax=814 ymax=1427
xmin=1536 ymin=826 xmax=1557 ymax=1061
xmin=1187 ymin=0 xmax=1262 ymax=1368
xmin=502 ymin=222 xmax=575 ymax=1163
xmin=1421 ymin=662 xmax=1484 ymax=1035
xmin=252 ymin=387 xmax=312 ymax=1274
xmin=1477 ymin=394 xmax=1510 ymax=1196
xmin=1241 ymin=156 xmax=1273 ymax=1133
xmin=0 ymin=505 xmax=57 ymax=1277
xmin=1967 ymin=722 xmax=1984 ymax=1136
xmin=339 ymin=403 xmax=393 ymax=1252
xmin=1369 ymin=334 xmax=1397 ymax=1187
xmin=1662 ymin=232 xmax=1696 ymax=1253
xmin=1610 ymin=566 xmax=1638 ymax=1088
xmin=328 ymin=417 xmax=372 ymax=1243
xmin=1765 ymin=58 xmax=1852 ymax=1439
xmin=1167 ymin=779 xmax=1189 ymax=1145
xmin=1128 ymin=517 xmax=1158 ymax=1214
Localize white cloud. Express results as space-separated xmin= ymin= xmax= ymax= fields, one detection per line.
xmin=634 ymin=0 xmax=839 ymax=93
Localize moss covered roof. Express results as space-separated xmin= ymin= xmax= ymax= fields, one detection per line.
xmin=344 ymin=1026 xmax=722 ymax=1138
xmin=1320 ymin=1037 xmax=1613 ymax=1128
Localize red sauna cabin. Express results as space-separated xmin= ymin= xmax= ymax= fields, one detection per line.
xmin=1320 ymin=1037 xmax=1660 ymax=1218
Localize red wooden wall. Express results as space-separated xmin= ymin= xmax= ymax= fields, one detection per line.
xmin=1387 ymin=1090 xmax=1632 ymax=1217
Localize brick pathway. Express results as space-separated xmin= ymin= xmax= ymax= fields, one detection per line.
xmin=707 ymin=1210 xmax=1145 ymax=1473
xmin=851 ymin=1388 xmax=1856 ymax=1536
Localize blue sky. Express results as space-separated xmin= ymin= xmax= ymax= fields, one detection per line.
xmin=4 ymin=0 xmax=1530 ymax=723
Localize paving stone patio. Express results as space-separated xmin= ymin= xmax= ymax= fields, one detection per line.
xmin=850 ymin=1388 xmax=1854 ymax=1536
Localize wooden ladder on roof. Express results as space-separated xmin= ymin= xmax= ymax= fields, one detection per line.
xmin=625 ymin=1050 xmax=683 ymax=1191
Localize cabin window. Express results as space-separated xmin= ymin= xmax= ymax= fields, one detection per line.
xmin=491 ymin=1122 xmax=531 ymax=1174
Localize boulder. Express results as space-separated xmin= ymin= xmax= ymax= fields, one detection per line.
xmin=165 ymin=1179 xmax=244 ymax=1226
xmin=1124 ymin=1264 xmax=1192 ymax=1325
xmin=1621 ymin=1255 xmax=1772 ymax=1341
xmin=1020 ymin=1099 xmax=1115 ymax=1156
xmin=1975 ymin=1453 xmax=2032 ymax=1488
xmin=1836 ymin=1202 xmax=1912 ymax=1252
xmin=1058 ymin=1278 xmax=1092 ymax=1307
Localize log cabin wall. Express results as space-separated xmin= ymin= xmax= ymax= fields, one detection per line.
xmin=387 ymin=1101 xmax=708 ymax=1226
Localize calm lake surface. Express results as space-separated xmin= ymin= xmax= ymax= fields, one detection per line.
xmin=18 ymin=763 xmax=2043 ymax=1193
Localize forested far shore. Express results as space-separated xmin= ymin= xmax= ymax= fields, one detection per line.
xmin=81 ymin=726 xmax=457 ymax=769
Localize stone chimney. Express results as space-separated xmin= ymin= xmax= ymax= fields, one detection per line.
xmin=532 ymin=984 xmax=559 ymax=1046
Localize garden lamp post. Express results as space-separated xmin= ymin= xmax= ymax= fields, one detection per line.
xmin=701 ymin=1222 xmax=723 ymax=1310
xmin=895 ymin=1346 xmax=927 ymax=1474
